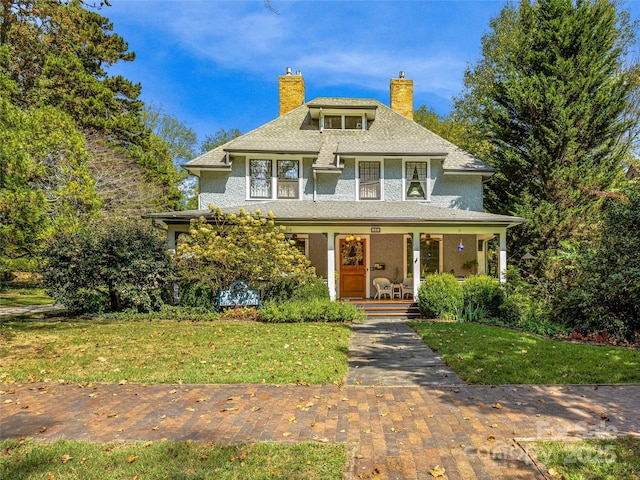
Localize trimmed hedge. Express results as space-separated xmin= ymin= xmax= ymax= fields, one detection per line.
xmin=417 ymin=273 xmax=463 ymax=320
xmin=102 ymin=305 xmax=221 ymax=321
xmin=262 ymin=274 xmax=329 ymax=303
xmin=178 ymin=280 xmax=217 ymax=309
xmin=258 ymin=299 xmax=365 ymax=323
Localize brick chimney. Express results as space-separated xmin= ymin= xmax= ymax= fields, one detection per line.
xmin=390 ymin=71 xmax=413 ymax=120
xmin=279 ymin=67 xmax=305 ymax=116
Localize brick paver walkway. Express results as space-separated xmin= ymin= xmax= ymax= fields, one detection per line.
xmin=1 ymin=314 xmax=639 ymax=479
xmin=3 ymin=382 xmax=639 ymax=478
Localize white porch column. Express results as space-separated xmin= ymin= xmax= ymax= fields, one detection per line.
xmin=412 ymin=230 xmax=421 ymax=299
xmin=326 ymin=231 xmax=337 ymax=300
xmin=499 ymin=230 xmax=507 ymax=283
xmin=167 ymin=228 xmax=177 ymax=252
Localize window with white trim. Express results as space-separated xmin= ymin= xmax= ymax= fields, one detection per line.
xmin=358 ymin=161 xmax=381 ymax=200
xmin=277 ymin=160 xmax=299 ymax=199
xmin=322 ymin=114 xmax=366 ymax=130
xmin=344 ymin=115 xmax=363 ymax=129
xmin=249 ymin=159 xmax=300 ymax=200
xmin=249 ymin=159 xmax=272 ymax=198
xmin=288 ymin=234 xmax=309 ymax=257
xmin=405 ymin=161 xmax=428 ymax=200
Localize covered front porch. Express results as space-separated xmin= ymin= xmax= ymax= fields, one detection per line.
xmin=283 ymin=226 xmax=508 ymax=301
xmin=150 ymin=201 xmax=525 ymax=301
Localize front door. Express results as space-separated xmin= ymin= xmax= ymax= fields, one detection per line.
xmin=339 ymin=238 xmax=366 ymax=298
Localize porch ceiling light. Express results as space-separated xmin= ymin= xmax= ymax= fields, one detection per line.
xmin=458 ymin=240 xmax=465 ymax=252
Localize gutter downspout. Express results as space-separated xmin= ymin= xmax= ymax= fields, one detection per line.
xmin=313 ymin=170 xmax=317 ymax=202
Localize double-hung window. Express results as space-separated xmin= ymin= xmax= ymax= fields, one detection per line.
xmin=277 ymin=160 xmax=299 ymax=199
xmin=249 ymin=159 xmax=272 ymax=198
xmin=359 ymin=161 xmax=381 ymax=200
xmin=405 ymin=161 xmax=428 ymax=200
xmin=249 ymin=159 xmax=300 ymax=199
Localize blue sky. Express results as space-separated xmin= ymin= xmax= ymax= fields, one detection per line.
xmin=105 ymin=0 xmax=640 ymax=145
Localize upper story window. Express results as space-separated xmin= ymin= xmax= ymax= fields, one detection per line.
xmin=405 ymin=161 xmax=429 ymax=200
xmin=358 ymin=161 xmax=381 ymax=200
xmin=250 ymin=159 xmax=272 ymax=198
xmin=321 ymin=113 xmax=366 ymax=130
xmin=277 ymin=160 xmax=299 ymax=199
xmin=344 ymin=115 xmax=363 ymax=129
xmin=249 ymin=159 xmax=300 ymax=200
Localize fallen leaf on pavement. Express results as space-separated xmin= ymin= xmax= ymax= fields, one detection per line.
xmin=430 ymin=465 xmax=446 ymax=477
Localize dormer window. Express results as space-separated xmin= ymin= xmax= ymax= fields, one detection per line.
xmin=344 ymin=116 xmax=363 ymax=129
xmin=324 ymin=115 xmax=341 ymax=129
xmin=321 ymin=113 xmax=366 ymax=130
xmin=308 ymin=102 xmax=376 ymax=131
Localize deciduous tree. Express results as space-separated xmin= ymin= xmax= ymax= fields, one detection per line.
xmin=200 ymin=128 xmax=242 ymax=153
xmin=43 ymin=218 xmax=175 ymax=313
xmin=413 ymin=106 xmax=491 ymax=161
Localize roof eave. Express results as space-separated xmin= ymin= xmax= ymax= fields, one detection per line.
xmin=337 ymin=151 xmax=448 ymax=157
xmin=143 ymin=211 xmax=527 ymax=228
xmin=183 ymin=165 xmax=232 ymax=176
xmin=224 ymin=148 xmax=319 ymax=155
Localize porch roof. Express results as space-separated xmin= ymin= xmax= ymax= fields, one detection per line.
xmin=145 ymin=201 xmax=526 ymax=228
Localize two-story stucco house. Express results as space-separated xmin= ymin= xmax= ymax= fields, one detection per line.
xmin=147 ymin=69 xmax=526 ymax=300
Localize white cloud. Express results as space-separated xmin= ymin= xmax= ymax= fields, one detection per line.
xmin=124 ymin=1 xmax=472 ymax=99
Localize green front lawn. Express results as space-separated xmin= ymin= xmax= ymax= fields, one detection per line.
xmin=0 ymin=288 xmax=54 ymax=307
xmin=410 ymin=322 xmax=640 ymax=384
xmin=0 ymin=438 xmax=347 ymax=480
xmin=535 ymin=437 xmax=640 ymax=480
xmin=0 ymin=320 xmax=351 ymax=385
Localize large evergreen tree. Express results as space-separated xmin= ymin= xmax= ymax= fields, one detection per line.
xmin=0 ymin=0 xmax=140 ymax=134
xmin=455 ymin=0 xmax=639 ymax=267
